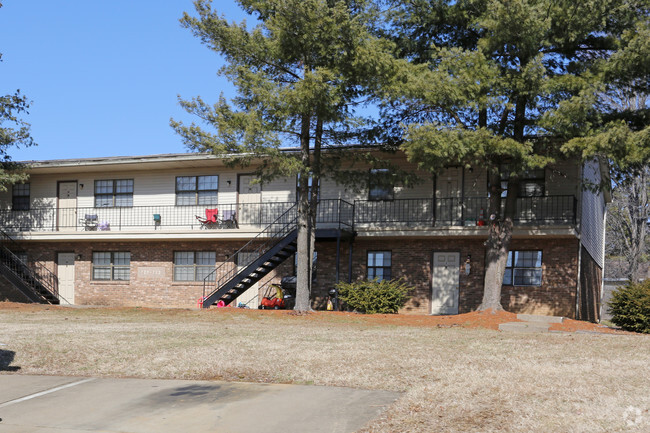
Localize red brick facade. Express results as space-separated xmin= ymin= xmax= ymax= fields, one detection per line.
xmin=19 ymin=241 xmax=292 ymax=308
xmin=15 ymin=236 xmax=578 ymax=318
xmin=313 ymin=236 xmax=579 ymax=318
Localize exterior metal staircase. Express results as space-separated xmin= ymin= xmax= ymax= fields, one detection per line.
xmin=201 ymin=205 xmax=298 ymax=307
xmin=0 ymin=229 xmax=60 ymax=304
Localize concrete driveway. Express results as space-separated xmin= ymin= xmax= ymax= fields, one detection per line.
xmin=0 ymin=375 xmax=398 ymax=433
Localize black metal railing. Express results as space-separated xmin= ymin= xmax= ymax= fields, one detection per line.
xmin=354 ymin=195 xmax=577 ymax=226
xmin=202 ymin=204 xmax=298 ymax=301
xmin=0 ymin=199 xmax=354 ymax=232
xmin=0 ymin=196 xmax=576 ymax=233
xmin=0 ymin=229 xmax=60 ymax=302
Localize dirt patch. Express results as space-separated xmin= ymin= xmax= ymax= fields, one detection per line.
xmin=298 ymin=309 xmax=520 ymax=330
xmin=0 ymin=301 xmax=627 ymax=334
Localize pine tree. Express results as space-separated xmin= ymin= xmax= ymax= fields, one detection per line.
xmin=381 ymin=0 xmax=650 ymax=310
xmin=172 ymin=0 xmax=406 ymax=311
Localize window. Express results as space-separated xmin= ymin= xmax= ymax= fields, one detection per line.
xmin=174 ymin=251 xmax=216 ymax=281
xmin=92 ymin=252 xmax=130 ymax=281
xmin=368 ymin=169 xmax=394 ymax=201
xmin=176 ymin=176 xmax=218 ymax=206
xmin=496 ymin=166 xmax=544 ymax=198
xmin=12 ymin=183 xmax=30 ymax=210
xmin=95 ymin=179 xmax=133 ymax=207
xmin=367 ymin=251 xmax=391 ymax=281
xmin=503 ymin=250 xmax=542 ymax=286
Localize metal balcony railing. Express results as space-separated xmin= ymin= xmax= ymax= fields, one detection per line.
xmin=354 ymin=195 xmax=577 ymax=227
xmin=0 ymin=196 xmax=575 ymax=233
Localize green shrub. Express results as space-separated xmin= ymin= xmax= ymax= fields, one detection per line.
xmin=336 ymin=278 xmax=413 ymax=314
xmin=608 ymin=280 xmax=650 ymax=333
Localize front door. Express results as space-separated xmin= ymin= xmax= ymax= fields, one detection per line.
xmin=57 ymin=253 xmax=75 ymax=305
xmin=431 ymin=252 xmax=460 ymax=315
xmin=57 ymin=182 xmax=78 ymax=230
xmin=238 ymin=175 xmax=262 ymax=224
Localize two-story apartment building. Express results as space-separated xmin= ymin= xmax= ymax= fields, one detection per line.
xmin=0 ymin=150 xmax=608 ymax=320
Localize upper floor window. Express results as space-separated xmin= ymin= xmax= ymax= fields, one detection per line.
xmin=95 ymin=179 xmax=134 ymax=207
xmin=12 ymin=183 xmax=30 ymax=210
xmin=176 ymin=175 xmax=218 ymax=206
xmin=503 ymin=250 xmax=542 ymax=286
xmin=497 ymin=166 xmax=544 ymax=198
xmin=369 ymin=169 xmax=394 ymax=201
xmin=92 ymin=251 xmax=131 ymax=281
xmin=367 ymin=250 xmax=391 ymax=281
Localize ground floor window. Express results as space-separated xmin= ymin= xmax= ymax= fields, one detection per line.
xmin=503 ymin=250 xmax=542 ymax=286
xmin=367 ymin=251 xmax=391 ymax=281
xmin=92 ymin=252 xmax=130 ymax=281
xmin=174 ymin=251 xmax=216 ymax=281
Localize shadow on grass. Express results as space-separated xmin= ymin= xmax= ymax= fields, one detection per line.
xmin=0 ymin=349 xmax=21 ymax=372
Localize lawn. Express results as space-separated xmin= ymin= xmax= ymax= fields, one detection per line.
xmin=0 ymin=303 xmax=648 ymax=432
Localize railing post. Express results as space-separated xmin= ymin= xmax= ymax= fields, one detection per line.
xmin=338 ymin=199 xmax=342 ymax=230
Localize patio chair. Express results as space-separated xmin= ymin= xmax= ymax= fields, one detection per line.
xmin=80 ymin=214 xmax=98 ymax=231
xmin=196 ymin=208 xmax=219 ymax=229
xmin=221 ymin=210 xmax=238 ymax=229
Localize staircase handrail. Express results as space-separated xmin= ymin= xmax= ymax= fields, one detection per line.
xmin=203 ymin=204 xmax=298 ymax=301
xmin=0 ymin=228 xmax=60 ymax=302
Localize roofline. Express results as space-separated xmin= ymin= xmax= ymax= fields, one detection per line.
xmin=18 ymin=145 xmax=383 ymax=169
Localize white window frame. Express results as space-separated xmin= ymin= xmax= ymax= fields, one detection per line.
xmin=503 ymin=250 xmax=542 ymax=286
xmin=173 ymin=251 xmax=216 ymax=281
xmin=92 ymin=252 xmax=131 ymax=281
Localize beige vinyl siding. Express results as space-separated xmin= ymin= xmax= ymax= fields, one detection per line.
xmin=580 ymin=159 xmax=606 ymax=268
xmin=261 ymin=176 xmax=295 ymax=203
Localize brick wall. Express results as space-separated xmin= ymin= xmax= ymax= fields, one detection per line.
xmin=19 ymin=241 xmax=293 ymax=309
xmin=314 ymin=236 xmax=579 ymax=317
xmin=16 ymin=236 xmax=579 ymax=316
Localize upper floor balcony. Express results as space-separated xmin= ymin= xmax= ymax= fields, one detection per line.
xmin=0 ymin=196 xmax=577 ymax=237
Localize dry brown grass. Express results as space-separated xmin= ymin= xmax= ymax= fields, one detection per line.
xmin=1 ymin=303 xmax=649 ymax=432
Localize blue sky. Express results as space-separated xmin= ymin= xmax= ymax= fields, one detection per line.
xmin=0 ymin=0 xmax=246 ymax=161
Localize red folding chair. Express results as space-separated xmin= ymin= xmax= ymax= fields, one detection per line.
xmin=196 ymin=208 xmax=219 ymax=229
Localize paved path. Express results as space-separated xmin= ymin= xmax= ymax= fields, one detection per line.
xmin=0 ymin=375 xmax=398 ymax=433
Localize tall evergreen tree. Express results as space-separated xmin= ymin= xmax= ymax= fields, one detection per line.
xmin=380 ymin=0 xmax=650 ymax=310
xmin=172 ymin=0 xmax=407 ymax=311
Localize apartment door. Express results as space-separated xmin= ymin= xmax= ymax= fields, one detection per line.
xmin=238 ymin=175 xmax=262 ymax=224
xmin=57 ymin=182 xmax=78 ymax=230
xmin=234 ymin=251 xmax=259 ymax=309
xmin=57 ymin=253 xmax=75 ymax=305
xmin=431 ymin=252 xmax=460 ymax=315
xmin=437 ymin=171 xmax=461 ymax=224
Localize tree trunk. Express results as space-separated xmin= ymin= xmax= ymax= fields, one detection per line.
xmin=478 ymin=96 xmax=525 ymax=311
xmin=308 ymin=117 xmax=323 ymax=295
xmin=294 ymin=113 xmax=312 ymax=312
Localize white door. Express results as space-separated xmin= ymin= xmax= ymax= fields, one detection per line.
xmin=238 ymin=175 xmax=262 ymax=224
xmin=437 ymin=169 xmax=461 ymax=224
xmin=431 ymin=252 xmax=460 ymax=315
xmin=57 ymin=253 xmax=75 ymax=305
xmin=234 ymin=251 xmax=259 ymax=309
xmin=58 ymin=182 xmax=78 ymax=230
